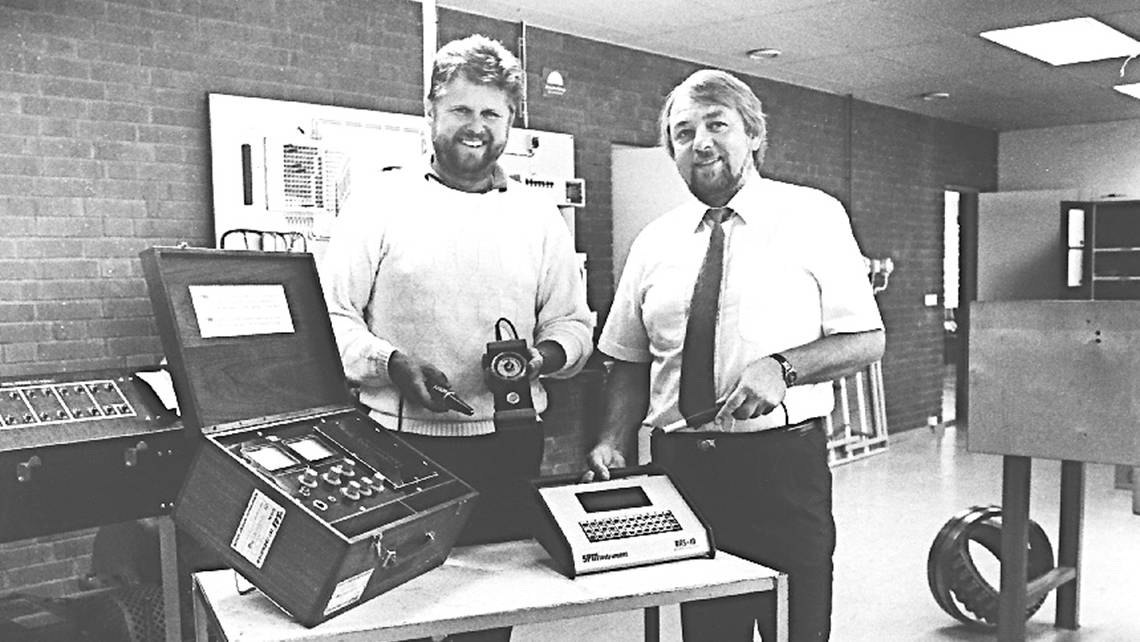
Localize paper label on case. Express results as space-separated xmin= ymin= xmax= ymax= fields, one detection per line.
xmin=325 ymin=568 xmax=374 ymax=615
xmin=188 ymin=284 xmax=295 ymax=338
xmin=231 ymin=489 xmax=285 ymax=569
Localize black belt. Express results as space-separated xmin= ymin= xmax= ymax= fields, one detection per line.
xmin=655 ymin=416 xmax=821 ymax=437
xmin=651 ymin=417 xmax=821 ymax=454
xmin=773 ymin=416 xmax=822 ymax=433
xmin=650 ymin=418 xmax=823 ymax=468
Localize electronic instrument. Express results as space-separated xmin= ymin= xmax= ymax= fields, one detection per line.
xmin=0 ymin=367 xmax=185 ymax=543
xmin=141 ymin=247 xmax=477 ymax=627
xmin=530 ymin=466 xmax=714 ymax=578
xmin=483 ymin=318 xmax=536 ymax=431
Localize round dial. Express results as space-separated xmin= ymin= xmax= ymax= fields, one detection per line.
xmin=490 ymin=352 xmax=527 ymax=381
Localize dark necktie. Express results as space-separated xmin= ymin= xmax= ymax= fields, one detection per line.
xmin=679 ymin=207 xmax=730 ymax=424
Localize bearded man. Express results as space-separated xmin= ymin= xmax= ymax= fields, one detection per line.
xmin=320 ymin=34 xmax=594 ymax=642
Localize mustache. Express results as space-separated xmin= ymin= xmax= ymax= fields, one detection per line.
xmin=454 ymin=129 xmax=490 ymax=143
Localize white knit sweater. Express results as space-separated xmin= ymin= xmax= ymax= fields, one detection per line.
xmin=319 ymin=161 xmax=594 ymax=436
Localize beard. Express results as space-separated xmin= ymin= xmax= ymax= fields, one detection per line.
xmin=432 ymin=128 xmax=507 ymax=185
xmin=686 ymin=157 xmax=748 ymax=206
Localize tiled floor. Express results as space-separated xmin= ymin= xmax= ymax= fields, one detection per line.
xmin=517 ymin=420 xmax=1140 ymax=642
xmin=943 ymin=363 xmax=958 ymax=425
xmin=829 ymin=425 xmax=1140 ymax=642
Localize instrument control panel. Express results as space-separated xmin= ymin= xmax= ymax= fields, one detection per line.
xmin=220 ymin=412 xmax=447 ymax=538
xmin=0 ymin=379 xmax=136 ymax=428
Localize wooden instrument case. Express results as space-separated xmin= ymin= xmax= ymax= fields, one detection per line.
xmin=141 ymin=247 xmax=477 ymax=626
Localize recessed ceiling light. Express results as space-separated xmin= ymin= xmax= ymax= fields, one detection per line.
xmin=746 ymin=48 xmax=782 ymax=61
xmin=980 ymin=17 xmax=1140 ymax=66
xmin=1115 ymin=83 xmax=1140 ymax=99
xmin=921 ymin=91 xmax=950 ymax=101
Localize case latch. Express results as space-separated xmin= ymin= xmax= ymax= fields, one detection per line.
xmin=125 ymin=440 xmax=149 ymax=467
xmin=17 ymin=455 xmax=41 ymax=483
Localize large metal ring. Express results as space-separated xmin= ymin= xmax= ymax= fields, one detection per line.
xmin=927 ymin=504 xmax=1055 ymax=627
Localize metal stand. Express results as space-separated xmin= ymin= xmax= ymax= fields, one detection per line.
xmin=997 ymin=457 xmax=1082 ymax=642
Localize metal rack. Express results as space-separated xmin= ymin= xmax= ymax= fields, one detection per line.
xmin=825 ymin=360 xmax=889 ymax=466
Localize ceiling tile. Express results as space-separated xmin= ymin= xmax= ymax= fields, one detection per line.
xmin=657 ymin=17 xmax=852 ymax=62
xmin=785 ymin=51 xmax=927 ymax=87
xmin=887 ymin=0 xmax=1077 ymax=35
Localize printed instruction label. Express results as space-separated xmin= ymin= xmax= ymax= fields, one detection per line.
xmin=324 ymin=568 xmax=374 ymax=616
xmin=230 ymin=489 xmax=285 ymax=569
xmin=188 ymin=284 xmax=295 ymax=338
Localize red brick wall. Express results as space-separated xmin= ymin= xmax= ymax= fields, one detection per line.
xmin=0 ymin=0 xmax=996 ymax=596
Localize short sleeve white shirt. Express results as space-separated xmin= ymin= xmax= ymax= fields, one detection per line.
xmin=599 ymin=174 xmax=883 ymax=432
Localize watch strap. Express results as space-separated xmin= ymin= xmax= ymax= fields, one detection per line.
xmin=769 ymin=353 xmax=797 ymax=386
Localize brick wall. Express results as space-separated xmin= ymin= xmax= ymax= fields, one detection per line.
xmin=0 ymin=0 xmax=997 ymax=597
xmin=844 ymin=105 xmax=997 ymax=432
xmin=0 ymin=530 xmax=93 ymax=598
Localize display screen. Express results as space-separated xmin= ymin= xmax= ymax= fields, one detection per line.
xmin=576 ymin=486 xmax=651 ymax=513
xmin=285 ymin=436 xmax=336 ymax=462
xmin=243 ymin=446 xmax=297 ymax=472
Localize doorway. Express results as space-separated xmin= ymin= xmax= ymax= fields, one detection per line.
xmin=945 ymin=188 xmax=978 ymax=427
xmin=942 ymin=191 xmax=959 ymax=424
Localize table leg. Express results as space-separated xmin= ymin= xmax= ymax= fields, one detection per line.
xmin=775 ymin=575 xmax=788 ymax=642
xmin=158 ymin=516 xmax=182 ymax=642
xmin=643 ymin=605 xmax=659 ymax=642
xmin=193 ymin=579 xmax=209 ymax=642
xmin=998 ymin=455 xmax=1031 ymax=642
xmin=1055 ymin=460 xmax=1084 ymax=630
xmin=1133 ymin=467 xmax=1140 ymax=516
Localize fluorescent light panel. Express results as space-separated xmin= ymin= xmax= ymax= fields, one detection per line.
xmin=981 ymin=17 xmax=1140 ymax=65
xmin=1115 ymin=83 xmax=1140 ymax=100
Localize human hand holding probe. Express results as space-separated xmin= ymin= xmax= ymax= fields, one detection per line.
xmin=655 ymin=401 xmax=727 ymax=434
xmin=387 ymin=350 xmax=475 ymax=415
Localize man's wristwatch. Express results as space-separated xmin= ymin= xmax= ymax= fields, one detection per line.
xmin=769 ymin=353 xmax=797 ymax=387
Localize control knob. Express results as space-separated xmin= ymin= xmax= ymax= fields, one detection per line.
xmin=322 ymin=465 xmax=343 ymax=486
xmin=341 ymin=480 xmax=365 ymax=502
xmin=298 ymin=468 xmax=319 ymax=488
xmin=340 ymin=458 xmax=357 ymax=477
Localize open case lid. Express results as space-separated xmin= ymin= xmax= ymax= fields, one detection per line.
xmin=140 ymin=247 xmax=351 ymax=434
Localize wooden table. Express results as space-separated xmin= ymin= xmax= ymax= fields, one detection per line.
xmin=192 ymin=540 xmax=787 ymax=642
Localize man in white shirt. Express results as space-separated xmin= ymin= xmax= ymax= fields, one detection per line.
xmin=584 ymin=69 xmax=884 ymax=642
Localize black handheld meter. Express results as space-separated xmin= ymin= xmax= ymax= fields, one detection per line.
xmin=483 ymin=318 xmax=537 ymax=431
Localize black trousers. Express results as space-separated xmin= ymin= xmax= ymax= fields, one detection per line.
xmin=652 ymin=420 xmax=834 ymax=642
xmin=396 ymin=427 xmax=545 ymax=642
